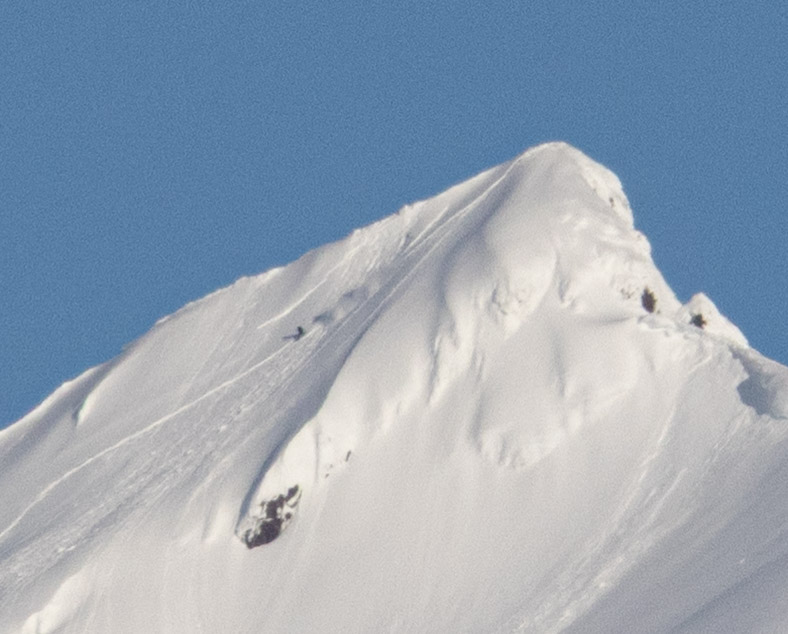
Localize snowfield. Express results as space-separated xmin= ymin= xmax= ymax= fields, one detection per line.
xmin=2 ymin=142 xmax=788 ymax=633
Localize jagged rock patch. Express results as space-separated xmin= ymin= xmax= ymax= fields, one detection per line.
xmin=242 ymin=485 xmax=301 ymax=548
xmin=641 ymin=287 xmax=657 ymax=313
xmin=690 ymin=313 xmax=706 ymax=328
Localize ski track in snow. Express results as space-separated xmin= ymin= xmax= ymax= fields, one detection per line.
xmin=0 ymin=334 xmax=300 ymax=548
xmin=254 ymin=240 xmax=368 ymax=332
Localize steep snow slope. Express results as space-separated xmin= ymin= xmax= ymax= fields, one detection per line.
xmin=2 ymin=143 xmax=788 ymax=633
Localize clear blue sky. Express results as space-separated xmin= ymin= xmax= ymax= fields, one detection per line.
xmin=2 ymin=2 xmax=786 ymax=428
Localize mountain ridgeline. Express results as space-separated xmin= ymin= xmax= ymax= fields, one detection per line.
xmin=2 ymin=143 xmax=788 ymax=633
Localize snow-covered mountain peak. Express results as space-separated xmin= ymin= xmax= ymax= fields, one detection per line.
xmin=3 ymin=143 xmax=788 ymax=633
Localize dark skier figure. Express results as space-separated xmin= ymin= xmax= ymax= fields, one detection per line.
xmin=284 ymin=326 xmax=305 ymax=341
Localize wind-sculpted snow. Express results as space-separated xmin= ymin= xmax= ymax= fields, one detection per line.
xmin=2 ymin=143 xmax=788 ymax=633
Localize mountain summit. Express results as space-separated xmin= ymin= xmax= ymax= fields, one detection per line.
xmin=3 ymin=143 xmax=788 ymax=633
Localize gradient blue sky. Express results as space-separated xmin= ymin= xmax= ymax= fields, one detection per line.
xmin=2 ymin=2 xmax=786 ymax=428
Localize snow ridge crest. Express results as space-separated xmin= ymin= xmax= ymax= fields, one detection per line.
xmin=4 ymin=142 xmax=783 ymax=634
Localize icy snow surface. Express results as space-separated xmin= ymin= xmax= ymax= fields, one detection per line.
xmin=2 ymin=142 xmax=788 ymax=633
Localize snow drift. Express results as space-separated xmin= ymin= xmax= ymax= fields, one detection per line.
xmin=2 ymin=142 xmax=788 ymax=633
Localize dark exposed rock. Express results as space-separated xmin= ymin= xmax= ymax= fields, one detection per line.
xmin=690 ymin=313 xmax=707 ymax=328
xmin=641 ymin=288 xmax=657 ymax=313
xmin=243 ymin=484 xmax=302 ymax=548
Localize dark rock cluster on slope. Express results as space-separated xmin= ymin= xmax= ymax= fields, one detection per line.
xmin=242 ymin=485 xmax=302 ymax=548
